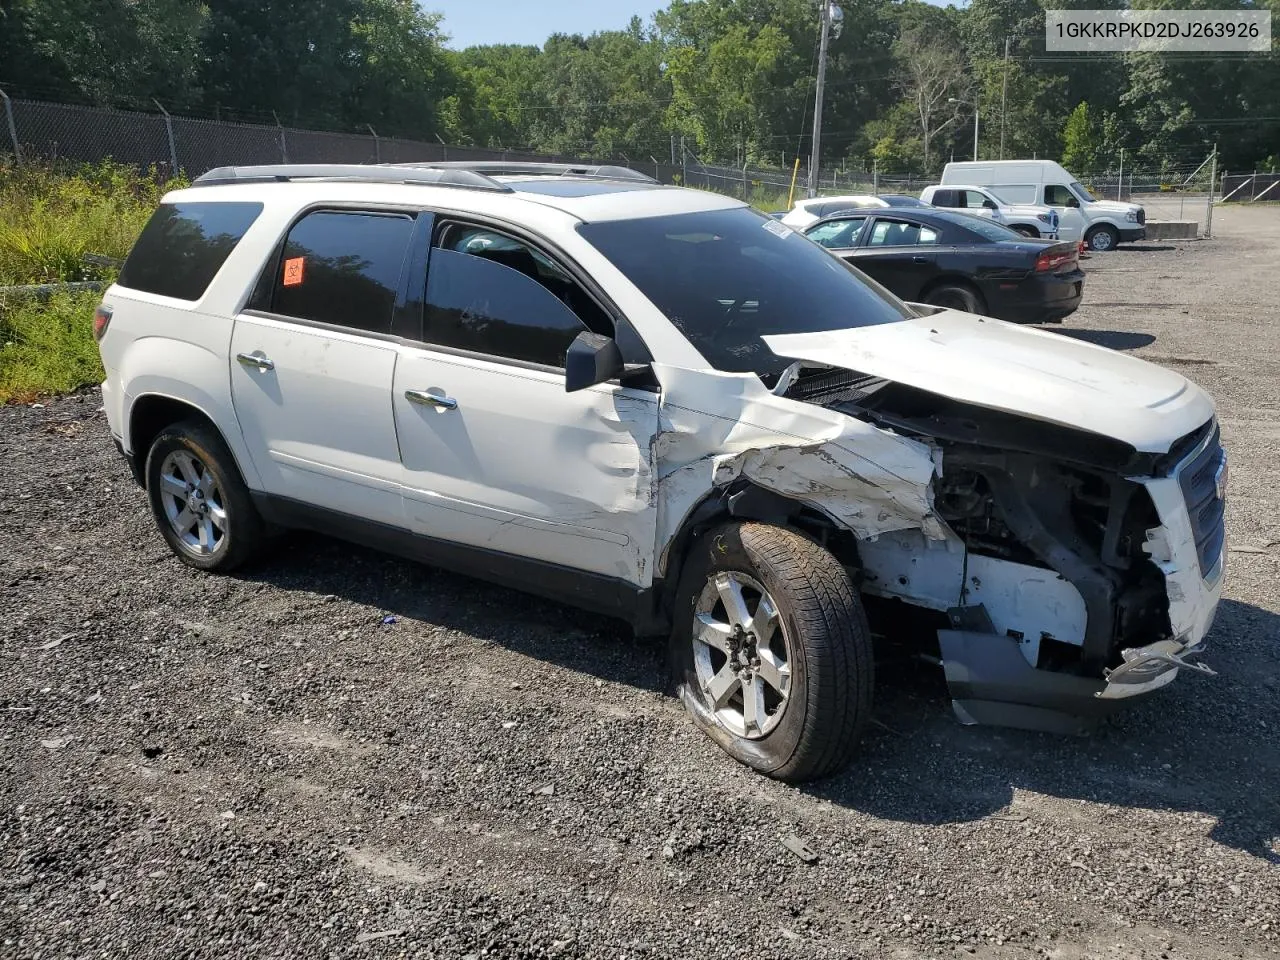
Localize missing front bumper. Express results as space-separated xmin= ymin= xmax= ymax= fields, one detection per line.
xmin=938 ymin=629 xmax=1215 ymax=733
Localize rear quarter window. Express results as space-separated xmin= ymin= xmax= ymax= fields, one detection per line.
xmin=118 ymin=201 xmax=263 ymax=301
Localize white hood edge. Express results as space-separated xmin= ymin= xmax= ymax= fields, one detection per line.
xmin=763 ymin=310 xmax=1215 ymax=455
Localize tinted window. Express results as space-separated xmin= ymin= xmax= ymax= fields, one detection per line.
xmin=805 ymin=217 xmax=867 ymax=249
xmin=867 ymin=220 xmax=939 ymax=247
xmin=578 ymin=207 xmax=911 ymax=377
xmin=931 ymin=189 xmax=959 ymax=208
xmin=270 ymin=211 xmax=414 ymax=334
xmin=423 ymin=247 xmax=588 ymax=368
xmin=119 ymin=202 xmax=262 ymax=300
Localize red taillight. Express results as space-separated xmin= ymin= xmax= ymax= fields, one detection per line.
xmin=92 ymin=304 xmax=113 ymax=342
xmin=1035 ymin=250 xmax=1075 ymax=273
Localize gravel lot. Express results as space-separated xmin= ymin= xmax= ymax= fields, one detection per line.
xmin=3 ymin=205 xmax=1278 ymax=960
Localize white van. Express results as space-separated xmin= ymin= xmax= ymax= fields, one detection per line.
xmin=942 ymin=160 xmax=1145 ymax=251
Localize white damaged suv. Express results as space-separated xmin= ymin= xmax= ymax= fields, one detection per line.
xmin=95 ymin=162 xmax=1226 ymax=781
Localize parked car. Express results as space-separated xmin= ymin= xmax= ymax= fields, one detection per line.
xmin=920 ymin=184 xmax=1059 ymax=239
xmin=96 ymin=161 xmax=1224 ymax=782
xmin=942 ymin=160 xmax=1145 ymax=251
xmin=803 ymin=207 xmax=1084 ymax=323
xmin=876 ymin=194 xmax=931 ymax=208
xmin=780 ymin=194 xmax=887 ymax=227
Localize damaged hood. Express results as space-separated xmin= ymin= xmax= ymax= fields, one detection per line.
xmin=763 ymin=310 xmax=1214 ymax=454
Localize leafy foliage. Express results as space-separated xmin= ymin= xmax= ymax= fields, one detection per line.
xmin=0 ymin=0 xmax=1276 ymax=175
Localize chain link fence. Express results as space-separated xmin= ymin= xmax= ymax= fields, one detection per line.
xmin=1 ymin=94 xmax=1268 ymax=237
xmin=0 ymin=95 xmax=616 ymax=180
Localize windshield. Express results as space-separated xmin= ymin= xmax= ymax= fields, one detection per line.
xmin=1070 ymin=181 xmax=1097 ymax=203
xmin=578 ymin=208 xmax=911 ymax=376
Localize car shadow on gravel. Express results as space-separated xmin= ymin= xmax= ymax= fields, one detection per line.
xmin=1050 ymin=328 xmax=1157 ymax=350
xmin=808 ymin=601 xmax=1280 ymax=865
xmin=237 ymin=535 xmax=1278 ymax=862
xmin=810 ymin=597 xmax=1280 ymax=863
xmin=236 ymin=532 xmax=663 ymax=692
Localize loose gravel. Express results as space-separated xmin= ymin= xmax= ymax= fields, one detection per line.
xmin=2 ymin=205 xmax=1278 ymax=960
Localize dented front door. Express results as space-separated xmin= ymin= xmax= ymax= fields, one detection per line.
xmin=393 ymin=345 xmax=659 ymax=587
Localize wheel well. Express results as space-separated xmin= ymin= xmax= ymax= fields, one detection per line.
xmin=1008 ymin=223 xmax=1039 ymax=236
xmin=127 ymin=396 xmax=221 ymax=483
xmin=651 ymin=482 xmax=862 ymax=632
xmin=920 ymin=275 xmax=987 ymax=311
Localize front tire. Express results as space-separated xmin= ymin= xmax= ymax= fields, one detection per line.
xmin=1085 ymin=224 xmax=1120 ymax=251
xmin=670 ymin=522 xmax=873 ymax=783
xmin=145 ymin=420 xmax=265 ymax=572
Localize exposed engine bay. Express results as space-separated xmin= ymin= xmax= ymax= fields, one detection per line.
xmin=776 ymin=361 xmax=1226 ymax=731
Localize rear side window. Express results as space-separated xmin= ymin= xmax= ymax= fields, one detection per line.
xmin=270 ymin=210 xmax=415 ymax=335
xmin=867 ymin=220 xmax=939 ymax=247
xmin=118 ymin=201 xmax=262 ymax=300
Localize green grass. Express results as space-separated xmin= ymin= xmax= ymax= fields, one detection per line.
xmin=0 ymin=159 xmax=179 ymax=402
xmin=0 ymin=290 xmax=105 ymax=404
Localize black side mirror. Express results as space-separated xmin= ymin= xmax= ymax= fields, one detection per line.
xmin=565 ymin=331 xmax=624 ymax=392
xmin=1067 ymin=197 xmax=1080 ymax=208
xmin=983 ymin=199 xmax=998 ymax=210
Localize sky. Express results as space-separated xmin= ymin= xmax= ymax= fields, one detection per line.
xmin=429 ymin=0 xmax=667 ymax=49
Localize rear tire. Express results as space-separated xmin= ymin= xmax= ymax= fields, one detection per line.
xmin=924 ymin=282 xmax=986 ymax=315
xmin=1085 ymin=224 xmax=1120 ymax=252
xmin=145 ymin=420 xmax=265 ymax=572
xmin=669 ymin=522 xmax=873 ymax=783
xmin=1012 ymin=225 xmax=1039 ymax=238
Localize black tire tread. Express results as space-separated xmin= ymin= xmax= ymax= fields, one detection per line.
xmin=736 ymin=522 xmax=873 ymax=782
xmin=924 ymin=281 xmax=985 ymax=316
xmin=145 ymin=419 xmax=265 ymax=572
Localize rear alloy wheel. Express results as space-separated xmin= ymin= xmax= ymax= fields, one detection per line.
xmin=925 ymin=283 xmax=984 ymax=315
xmin=671 ymin=522 xmax=873 ymax=782
xmin=145 ymin=420 xmax=265 ymax=572
xmin=1086 ymin=224 xmax=1119 ymax=252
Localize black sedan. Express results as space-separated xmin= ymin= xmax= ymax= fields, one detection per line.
xmin=803 ymin=207 xmax=1084 ymax=323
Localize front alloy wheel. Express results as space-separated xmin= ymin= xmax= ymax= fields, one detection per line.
xmin=693 ymin=571 xmax=793 ymax=739
xmin=671 ymin=521 xmax=873 ymax=782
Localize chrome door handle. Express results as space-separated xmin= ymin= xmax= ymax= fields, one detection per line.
xmin=236 ymin=351 xmax=274 ymax=371
xmin=405 ymin=389 xmax=458 ymax=411
xmin=912 ymin=255 xmax=929 ymax=263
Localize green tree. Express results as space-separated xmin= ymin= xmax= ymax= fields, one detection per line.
xmin=200 ymin=0 xmax=360 ymax=126
xmin=9 ymin=0 xmax=206 ymax=108
xmin=1062 ymin=101 xmax=1102 ymax=172
xmin=346 ymin=0 xmax=457 ymax=140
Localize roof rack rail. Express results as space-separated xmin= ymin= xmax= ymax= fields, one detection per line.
xmin=192 ymin=164 xmax=513 ymax=192
xmin=404 ymin=161 xmax=659 ymax=184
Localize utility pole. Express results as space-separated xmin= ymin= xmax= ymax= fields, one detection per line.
xmin=1117 ymin=148 xmax=1124 ymax=201
xmin=1206 ymin=144 xmax=1218 ymax=239
xmin=973 ymin=106 xmax=980 ymax=162
xmin=999 ymin=36 xmax=1009 ymax=160
xmin=807 ymin=1 xmax=832 ymax=198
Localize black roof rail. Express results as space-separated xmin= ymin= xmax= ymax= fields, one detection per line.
xmin=192 ymin=164 xmax=513 ymax=192
xmin=402 ymin=161 xmax=659 ymax=184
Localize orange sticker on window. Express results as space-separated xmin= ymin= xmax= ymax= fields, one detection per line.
xmin=282 ymin=257 xmax=305 ymax=287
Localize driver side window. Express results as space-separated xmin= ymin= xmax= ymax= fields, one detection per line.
xmin=1044 ymin=184 xmax=1075 ymax=206
xmin=422 ymin=225 xmax=607 ymax=369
